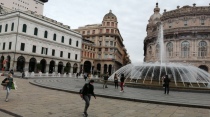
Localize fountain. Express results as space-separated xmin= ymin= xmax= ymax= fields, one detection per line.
xmin=109 ymin=23 xmax=210 ymax=87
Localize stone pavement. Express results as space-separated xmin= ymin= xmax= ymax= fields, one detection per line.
xmin=0 ymin=76 xmax=209 ymax=117
xmin=30 ymin=78 xmax=210 ymax=109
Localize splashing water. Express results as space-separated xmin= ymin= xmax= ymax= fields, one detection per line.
xmin=110 ymin=23 xmax=210 ymax=87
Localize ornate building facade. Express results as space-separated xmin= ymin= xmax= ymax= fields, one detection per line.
xmin=75 ymin=10 xmax=130 ymax=75
xmin=0 ymin=0 xmax=48 ymax=15
xmin=144 ymin=3 xmax=210 ymax=72
xmin=0 ymin=6 xmax=82 ymax=74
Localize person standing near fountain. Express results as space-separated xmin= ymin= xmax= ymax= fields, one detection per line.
xmin=164 ymin=75 xmax=170 ymax=94
xmin=103 ymin=72 xmax=109 ymax=88
xmin=114 ymin=73 xmax=119 ymax=89
xmin=120 ymin=74 xmax=125 ymax=92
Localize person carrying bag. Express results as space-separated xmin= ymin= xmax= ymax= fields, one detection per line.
xmin=1 ymin=73 xmax=13 ymax=102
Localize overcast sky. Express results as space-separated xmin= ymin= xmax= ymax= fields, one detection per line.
xmin=43 ymin=0 xmax=209 ymax=64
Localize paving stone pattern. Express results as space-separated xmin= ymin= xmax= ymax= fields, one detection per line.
xmin=0 ymin=76 xmax=209 ymax=117
xmin=31 ymin=78 xmax=210 ymax=108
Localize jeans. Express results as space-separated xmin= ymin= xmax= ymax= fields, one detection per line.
xmin=120 ymin=82 xmax=124 ymax=91
xmin=6 ymin=87 xmax=11 ymax=99
xmin=114 ymin=81 xmax=118 ymax=88
xmin=164 ymin=85 xmax=169 ymax=94
xmin=103 ymin=80 xmax=108 ymax=88
xmin=83 ymin=95 xmax=91 ymax=113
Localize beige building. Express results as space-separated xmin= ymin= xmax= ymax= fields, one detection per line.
xmin=144 ymin=3 xmax=210 ymax=72
xmin=0 ymin=0 xmax=48 ymax=15
xmin=75 ymin=10 xmax=130 ymax=75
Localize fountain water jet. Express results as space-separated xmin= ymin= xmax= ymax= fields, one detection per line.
xmin=110 ymin=23 xmax=210 ymax=87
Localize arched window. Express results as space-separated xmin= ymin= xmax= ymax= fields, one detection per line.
xmin=53 ymin=34 xmax=56 ymax=41
xmin=76 ymin=41 xmax=79 ymax=47
xmin=156 ymin=44 xmax=160 ymax=59
xmin=61 ymin=36 xmax=64 ymax=43
xmin=69 ymin=38 xmax=72 ymax=45
xmin=198 ymin=41 xmax=207 ymax=57
xmin=11 ymin=23 xmax=14 ymax=31
xmin=166 ymin=42 xmax=173 ymax=57
xmin=44 ymin=31 xmax=48 ymax=38
xmin=22 ymin=24 xmax=27 ymax=33
xmin=34 ymin=27 xmax=38 ymax=36
xmin=181 ymin=41 xmax=190 ymax=57
xmin=5 ymin=24 xmax=8 ymax=32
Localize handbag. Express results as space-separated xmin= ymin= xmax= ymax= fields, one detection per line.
xmin=1 ymin=83 xmax=7 ymax=86
xmin=163 ymin=84 xmax=166 ymax=87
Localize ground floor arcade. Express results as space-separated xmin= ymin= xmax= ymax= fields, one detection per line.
xmin=0 ymin=53 xmax=80 ymax=74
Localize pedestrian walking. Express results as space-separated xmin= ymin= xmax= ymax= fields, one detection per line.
xmin=76 ymin=73 xmax=79 ymax=78
xmin=9 ymin=69 xmax=14 ymax=76
xmin=1 ymin=73 xmax=13 ymax=102
xmin=80 ymin=79 xmax=96 ymax=117
xmin=120 ymin=73 xmax=125 ymax=92
xmin=114 ymin=73 xmax=118 ymax=89
xmin=103 ymin=72 xmax=109 ymax=88
xmin=84 ymin=73 xmax=87 ymax=81
xmin=164 ymin=75 xmax=170 ymax=94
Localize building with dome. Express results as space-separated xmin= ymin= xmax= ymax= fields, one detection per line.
xmin=144 ymin=3 xmax=210 ymax=73
xmin=74 ymin=10 xmax=130 ymax=75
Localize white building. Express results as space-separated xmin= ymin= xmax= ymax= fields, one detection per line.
xmin=0 ymin=0 xmax=48 ymax=15
xmin=0 ymin=7 xmax=82 ymax=74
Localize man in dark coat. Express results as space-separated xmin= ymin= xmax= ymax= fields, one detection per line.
xmin=80 ymin=80 xmax=96 ymax=116
xmin=164 ymin=75 xmax=171 ymax=94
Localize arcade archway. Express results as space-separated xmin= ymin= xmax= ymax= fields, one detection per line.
xmin=83 ymin=61 xmax=91 ymax=73
xmin=6 ymin=56 xmax=11 ymax=71
xmin=29 ymin=58 xmax=36 ymax=72
xmin=108 ymin=64 xmax=112 ymax=75
xmin=16 ymin=56 xmax=25 ymax=72
xmin=0 ymin=56 xmax=4 ymax=70
xmin=73 ymin=63 xmax=78 ymax=73
xmin=49 ymin=60 xmax=55 ymax=73
xmin=58 ymin=62 xmax=63 ymax=73
xmin=104 ymin=64 xmax=107 ymax=74
xmin=40 ymin=59 xmax=46 ymax=73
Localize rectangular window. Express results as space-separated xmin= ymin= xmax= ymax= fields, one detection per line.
xmin=69 ymin=39 xmax=72 ymax=45
xmin=106 ymin=29 xmax=109 ymax=33
xmin=184 ymin=20 xmax=187 ymax=26
xmin=98 ymin=48 xmax=101 ymax=51
xmin=32 ymin=45 xmax=36 ymax=53
xmin=52 ymin=49 xmax=55 ymax=56
xmin=99 ymin=41 xmax=102 ymax=46
xmin=83 ymin=31 xmax=85 ymax=34
xmin=99 ymin=29 xmax=102 ymax=33
xmin=98 ymin=54 xmax=101 ymax=59
xmin=111 ymin=22 xmax=114 ymax=26
xmin=87 ymin=31 xmax=90 ymax=35
xmin=92 ymin=30 xmax=95 ymax=34
xmin=105 ymin=48 xmax=108 ymax=51
xmin=3 ymin=42 xmax=5 ymax=50
xmin=60 ymin=51 xmax=63 ymax=57
xmin=9 ymin=42 xmax=12 ymax=50
xmin=110 ymin=41 xmax=113 ymax=46
xmin=20 ymin=43 xmax=25 ymax=51
xmin=107 ymin=22 xmax=110 ymax=26
xmin=200 ymin=19 xmax=205 ymax=25
xmin=41 ymin=47 xmax=48 ymax=55
xmin=68 ymin=53 xmax=71 ymax=59
xmin=169 ymin=22 xmax=172 ymax=28
xmin=105 ymin=41 xmax=109 ymax=46
xmin=75 ymin=54 xmax=77 ymax=60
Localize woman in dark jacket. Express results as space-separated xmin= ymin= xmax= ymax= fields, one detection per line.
xmin=114 ymin=73 xmax=118 ymax=89
xmin=80 ymin=80 xmax=96 ymax=116
xmin=120 ymin=74 xmax=125 ymax=92
xmin=2 ymin=73 xmax=13 ymax=102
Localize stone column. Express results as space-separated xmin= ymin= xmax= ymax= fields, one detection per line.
xmin=46 ymin=64 xmax=50 ymax=73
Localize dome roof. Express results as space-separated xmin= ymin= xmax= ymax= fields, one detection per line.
xmin=149 ymin=3 xmax=161 ymax=25
xmin=103 ymin=10 xmax=117 ymax=21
